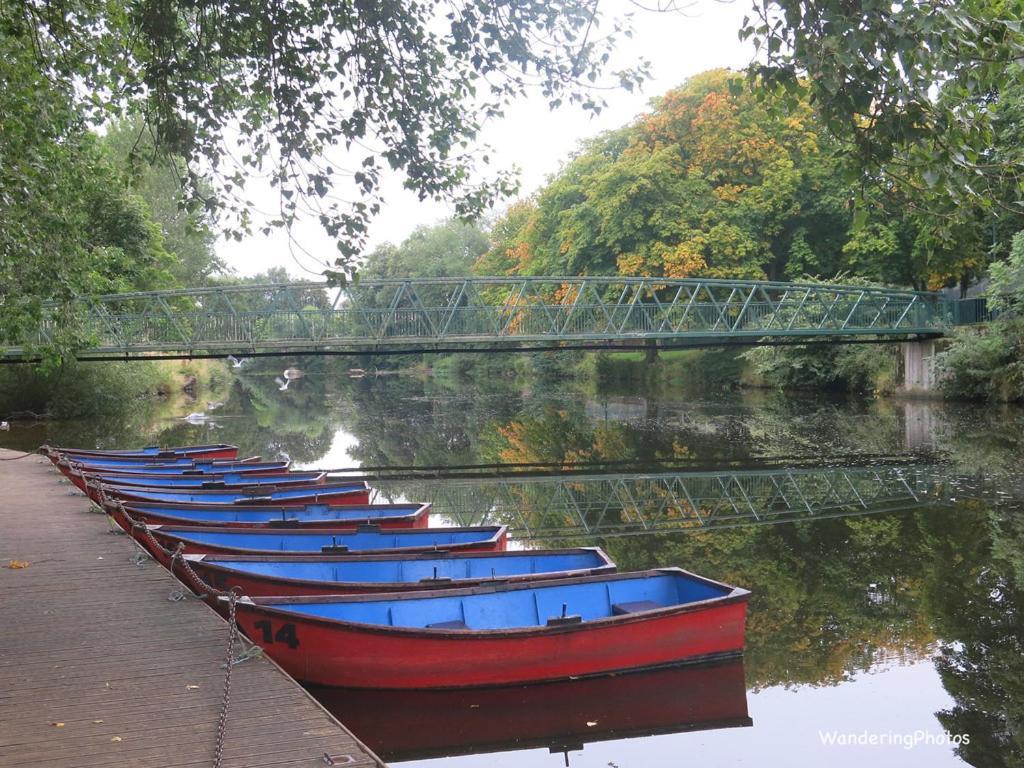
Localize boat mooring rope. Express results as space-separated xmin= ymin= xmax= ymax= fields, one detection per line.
xmin=0 ymin=447 xmax=43 ymax=460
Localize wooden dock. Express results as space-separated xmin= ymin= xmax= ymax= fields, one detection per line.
xmin=0 ymin=449 xmax=386 ymax=768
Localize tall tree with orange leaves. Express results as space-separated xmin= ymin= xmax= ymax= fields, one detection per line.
xmin=479 ymin=70 xmax=853 ymax=282
xmin=479 ymin=68 xmax=1008 ymax=293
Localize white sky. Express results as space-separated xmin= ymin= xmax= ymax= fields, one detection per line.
xmin=217 ymin=0 xmax=754 ymax=277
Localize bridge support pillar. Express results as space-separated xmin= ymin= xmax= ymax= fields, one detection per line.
xmin=900 ymin=339 xmax=938 ymax=395
xmin=902 ymin=401 xmax=939 ymax=451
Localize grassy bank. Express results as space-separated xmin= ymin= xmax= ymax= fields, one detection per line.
xmin=578 ymin=348 xmax=746 ymax=395
xmin=0 ymin=358 xmax=232 ymax=420
xmin=741 ymin=342 xmax=902 ymax=396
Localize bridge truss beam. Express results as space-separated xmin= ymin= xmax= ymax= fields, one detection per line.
xmin=6 ymin=277 xmax=952 ymax=359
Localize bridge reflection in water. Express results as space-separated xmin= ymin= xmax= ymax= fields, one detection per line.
xmin=309 ymin=659 xmax=750 ymax=763
xmin=367 ymin=462 xmax=971 ymax=541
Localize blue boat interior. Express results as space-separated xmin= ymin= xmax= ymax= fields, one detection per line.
xmin=118 ymin=483 xmax=364 ymax=503
xmin=90 ymin=462 xmax=288 ymax=475
xmin=134 ymin=503 xmax=420 ymax=523
xmin=102 ymin=472 xmax=319 ymax=488
xmin=166 ymin=528 xmax=497 ymax=552
xmin=207 ymin=551 xmax=606 ymax=584
xmin=264 ymin=572 xmax=731 ymax=629
xmin=75 ymin=458 xmax=197 ymax=469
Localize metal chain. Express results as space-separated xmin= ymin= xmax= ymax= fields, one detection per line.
xmin=168 ymin=543 xmax=228 ymax=600
xmin=214 ymin=589 xmax=241 ymax=768
xmin=106 ymin=493 xmax=244 ymax=768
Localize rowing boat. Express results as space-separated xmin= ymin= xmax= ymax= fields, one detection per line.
xmin=224 ymin=569 xmax=750 ymax=688
xmin=107 ymin=500 xmax=429 ymax=530
xmin=174 ymin=548 xmax=614 ymax=596
xmin=90 ymin=480 xmax=372 ymax=507
xmin=60 ymin=460 xmax=290 ymax=491
xmin=140 ymin=524 xmax=509 ymax=558
xmin=84 ymin=470 xmax=326 ymax=490
xmin=44 ymin=443 xmax=239 ymax=462
xmin=59 ymin=455 xmax=264 ymax=472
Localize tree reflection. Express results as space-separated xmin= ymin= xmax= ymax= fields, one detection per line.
xmin=922 ymin=504 xmax=1024 ymax=767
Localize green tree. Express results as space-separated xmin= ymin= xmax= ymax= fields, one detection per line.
xmin=937 ymin=231 xmax=1024 ymax=402
xmin=747 ymin=0 xmax=1024 ymax=239
xmin=8 ymin=0 xmax=646 ymax=272
xmin=100 ymin=120 xmax=224 ymax=286
xmin=361 ymin=221 xmax=489 ymax=281
xmin=0 ymin=46 xmax=177 ymax=356
xmin=486 ymin=70 xmax=855 ymax=282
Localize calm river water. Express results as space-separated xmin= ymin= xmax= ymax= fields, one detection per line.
xmin=5 ymin=355 xmax=1023 ymax=768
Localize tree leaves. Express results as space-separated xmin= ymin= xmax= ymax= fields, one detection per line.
xmin=747 ymin=0 xmax=1024 ymax=240
xmin=9 ymin=0 xmax=648 ymax=273
xmin=482 ymin=70 xmax=852 ymax=283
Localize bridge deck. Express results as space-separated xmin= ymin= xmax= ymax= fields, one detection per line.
xmin=0 ymin=449 xmax=384 ymax=768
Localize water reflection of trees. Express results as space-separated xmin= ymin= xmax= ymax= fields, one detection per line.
xmin=599 ymin=511 xmax=937 ymax=689
xmin=923 ymin=504 xmax=1024 ymax=767
xmin=152 ymin=356 xmax=344 ymax=462
xmin=332 ymin=378 xmax=1024 ymax=764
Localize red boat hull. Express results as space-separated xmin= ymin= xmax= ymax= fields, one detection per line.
xmin=143 ymin=525 xmax=508 ymax=558
xmin=309 ymin=659 xmax=751 ymax=761
xmin=231 ymin=591 xmax=748 ymax=688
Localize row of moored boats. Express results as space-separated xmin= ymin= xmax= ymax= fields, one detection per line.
xmin=46 ymin=442 xmax=750 ymax=689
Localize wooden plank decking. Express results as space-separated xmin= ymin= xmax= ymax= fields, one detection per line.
xmin=0 ymin=449 xmax=386 ymax=768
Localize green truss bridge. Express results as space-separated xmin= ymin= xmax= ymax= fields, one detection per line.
xmin=5 ymin=276 xmax=991 ymax=360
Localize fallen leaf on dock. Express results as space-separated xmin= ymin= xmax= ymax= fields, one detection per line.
xmin=51 ymin=722 xmax=64 ymax=728
xmin=93 ymin=720 xmax=104 ymax=724
xmin=5 ymin=560 xmax=30 ymax=569
xmin=111 ymin=736 xmax=122 ymax=743
xmin=186 ymin=684 xmax=200 ymax=690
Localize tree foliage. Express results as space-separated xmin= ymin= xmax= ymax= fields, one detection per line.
xmin=747 ymin=1 xmax=1024 ymax=244
xmin=479 ymin=68 xmax=1013 ymax=291
xmin=8 ymin=0 xmax=646 ymax=273
xmin=481 ymin=70 xmax=851 ymax=281
xmin=100 ymin=120 xmax=224 ymax=286
xmin=937 ymin=231 xmax=1024 ymax=402
xmin=361 ymin=221 xmax=490 ymax=281
xmin=0 ymin=23 xmax=178 ymax=356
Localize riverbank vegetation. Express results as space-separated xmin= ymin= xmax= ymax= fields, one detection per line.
xmin=0 ymin=358 xmax=231 ymax=421
xmin=355 ymin=62 xmax=1024 ymax=401
xmin=937 ymin=233 xmax=1024 ymax=402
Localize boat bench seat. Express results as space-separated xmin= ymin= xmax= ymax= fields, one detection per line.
xmin=611 ymin=600 xmax=662 ymax=615
xmin=426 ymin=619 xmax=468 ymax=629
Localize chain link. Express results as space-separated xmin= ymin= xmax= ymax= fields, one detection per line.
xmin=214 ymin=589 xmax=241 ymax=768
xmin=107 ymin=490 xmax=244 ymax=768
